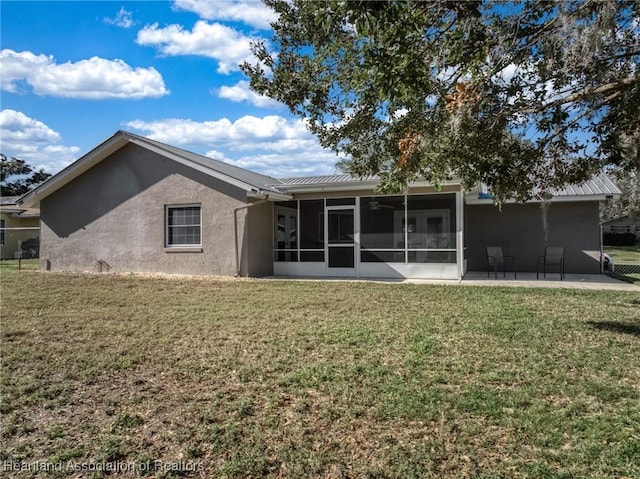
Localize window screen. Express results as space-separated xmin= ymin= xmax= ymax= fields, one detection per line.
xmin=166 ymin=205 xmax=201 ymax=246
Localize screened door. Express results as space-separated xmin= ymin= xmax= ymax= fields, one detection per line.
xmin=327 ymin=207 xmax=355 ymax=273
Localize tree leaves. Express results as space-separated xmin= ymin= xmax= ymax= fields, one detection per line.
xmin=242 ymin=0 xmax=639 ymax=202
xmin=1 ymin=154 xmax=52 ymax=196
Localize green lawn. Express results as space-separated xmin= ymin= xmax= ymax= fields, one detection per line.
xmin=605 ymin=244 xmax=640 ymax=263
xmin=605 ymin=245 xmax=640 ymax=285
xmin=0 ymin=259 xmax=40 ymax=272
xmin=1 ymin=272 xmax=639 ymax=478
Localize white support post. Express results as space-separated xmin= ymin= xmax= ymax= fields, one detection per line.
xmin=355 ymin=196 xmax=360 ymax=278
xmin=456 ymin=191 xmax=465 ymax=280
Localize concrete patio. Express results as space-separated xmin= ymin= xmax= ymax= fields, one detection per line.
xmin=457 ymin=271 xmax=639 ymax=291
xmin=268 ymin=272 xmax=639 ymax=291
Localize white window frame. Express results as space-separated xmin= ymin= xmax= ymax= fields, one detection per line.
xmin=0 ymin=219 xmax=5 ymax=245
xmin=165 ymin=204 xmax=202 ymax=248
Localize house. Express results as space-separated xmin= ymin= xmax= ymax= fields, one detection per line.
xmin=0 ymin=196 xmax=40 ymax=259
xmin=602 ymin=215 xmax=640 ymax=241
xmin=18 ymin=130 xmax=621 ymax=278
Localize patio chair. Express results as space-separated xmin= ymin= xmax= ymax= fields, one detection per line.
xmin=486 ymin=246 xmax=517 ymax=279
xmin=537 ymin=246 xmax=565 ymax=280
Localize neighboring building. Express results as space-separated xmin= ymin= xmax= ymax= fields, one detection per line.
xmin=602 ymin=216 xmax=640 ymax=240
xmin=18 ymin=131 xmax=621 ymax=278
xmin=0 ymin=196 xmax=40 ymax=259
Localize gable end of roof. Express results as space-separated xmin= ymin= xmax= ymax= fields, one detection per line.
xmin=18 ymin=130 xmax=289 ymax=207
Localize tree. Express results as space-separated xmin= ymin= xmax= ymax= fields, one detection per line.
xmin=600 ymin=168 xmax=640 ymax=222
xmin=243 ymin=0 xmax=640 ymax=202
xmin=1 ymin=154 xmax=52 ymax=196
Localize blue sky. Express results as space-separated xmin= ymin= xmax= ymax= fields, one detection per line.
xmin=0 ymin=0 xmax=341 ymax=178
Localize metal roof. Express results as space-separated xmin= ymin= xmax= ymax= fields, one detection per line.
xmin=276 ymin=174 xmax=378 ymax=186
xmin=274 ymin=174 xmax=462 ymax=193
xmin=276 ymin=173 xmax=620 ymax=199
xmin=551 ymin=173 xmax=621 ymax=197
xmin=17 ymin=130 xmax=621 ymax=207
xmin=19 ymin=131 xmax=291 ymax=207
xmin=465 ymin=172 xmax=621 ymax=204
xmin=126 ymin=132 xmax=284 ymax=193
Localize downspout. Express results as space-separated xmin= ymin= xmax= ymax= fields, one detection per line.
xmin=599 ymin=223 xmax=604 ymax=274
xmin=234 ymin=197 xmax=270 ymax=277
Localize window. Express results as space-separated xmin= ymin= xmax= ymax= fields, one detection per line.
xmin=166 ymin=205 xmax=201 ymax=247
xmin=0 ymin=219 xmax=4 ymax=245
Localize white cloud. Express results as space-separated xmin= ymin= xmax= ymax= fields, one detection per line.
xmin=205 ymin=149 xmax=229 ymax=161
xmin=0 ymin=110 xmax=80 ymax=173
xmin=217 ymin=80 xmax=282 ymax=108
xmin=221 ymin=152 xmax=339 ymax=178
xmin=127 ymin=115 xmax=313 ymax=146
xmin=173 ymin=0 xmax=277 ymax=30
xmin=126 ymin=117 xmax=234 ymax=144
xmin=0 ymin=49 xmax=168 ymax=99
xmin=125 ymin=115 xmax=340 ymax=177
xmin=103 ymin=6 xmax=135 ymax=29
xmin=136 ymin=21 xmax=257 ymax=74
xmin=1 ymin=50 xmax=49 ymax=94
xmin=0 ymin=109 xmax=60 ymax=143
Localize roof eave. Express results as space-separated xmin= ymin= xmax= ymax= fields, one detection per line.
xmin=464 ymin=193 xmax=619 ymax=205
xmin=279 ymin=178 xmax=461 ymax=194
xmin=247 ymin=190 xmax=292 ymax=201
xmin=18 ymin=130 xmax=280 ymax=208
xmin=278 ymin=180 xmax=380 ymax=193
xmin=549 ymin=193 xmax=619 ymax=202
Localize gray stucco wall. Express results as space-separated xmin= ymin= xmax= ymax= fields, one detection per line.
xmin=465 ymin=201 xmax=602 ymax=274
xmin=245 ymin=201 xmax=274 ymax=277
xmin=40 ymin=143 xmax=257 ymax=276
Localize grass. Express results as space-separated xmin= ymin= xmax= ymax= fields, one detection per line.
xmin=0 ymin=259 xmax=39 ymax=271
xmin=605 ymin=244 xmax=640 ymax=263
xmin=1 ymin=271 xmax=639 ymax=478
xmin=605 ymin=245 xmax=640 ymax=285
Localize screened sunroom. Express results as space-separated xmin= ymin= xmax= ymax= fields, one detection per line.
xmin=272 ymin=190 xmax=465 ymax=279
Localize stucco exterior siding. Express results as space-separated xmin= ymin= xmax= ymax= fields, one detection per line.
xmin=465 ymin=202 xmax=602 ymax=274
xmin=245 ymin=201 xmax=274 ymax=277
xmin=40 ymin=143 xmax=249 ymax=275
xmin=25 ymin=131 xmax=616 ymax=280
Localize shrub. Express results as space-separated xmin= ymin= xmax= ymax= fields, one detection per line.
xmin=603 ymin=232 xmax=638 ymax=246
